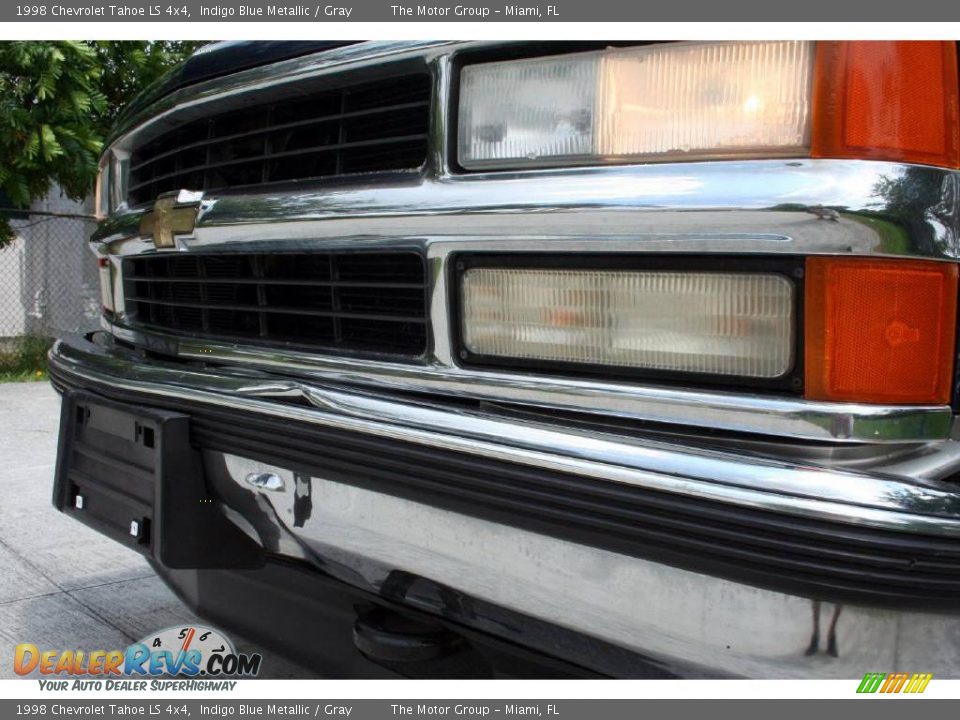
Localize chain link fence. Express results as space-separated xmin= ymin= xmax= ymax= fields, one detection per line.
xmin=0 ymin=208 xmax=101 ymax=347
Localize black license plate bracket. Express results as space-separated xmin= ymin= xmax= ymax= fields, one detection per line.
xmin=53 ymin=390 xmax=263 ymax=569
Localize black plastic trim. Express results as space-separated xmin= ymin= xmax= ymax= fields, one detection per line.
xmin=53 ymin=390 xmax=264 ymax=570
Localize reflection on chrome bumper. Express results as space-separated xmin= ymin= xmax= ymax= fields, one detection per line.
xmin=49 ymin=334 xmax=960 ymax=678
xmin=218 ymin=462 xmax=960 ymax=679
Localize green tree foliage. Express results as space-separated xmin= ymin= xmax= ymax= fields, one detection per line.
xmin=0 ymin=41 xmax=205 ymax=246
xmin=0 ymin=42 xmax=104 ymax=232
xmin=90 ymin=41 xmax=206 ymax=132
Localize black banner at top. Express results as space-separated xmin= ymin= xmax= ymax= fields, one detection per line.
xmin=5 ymin=0 xmax=960 ymax=21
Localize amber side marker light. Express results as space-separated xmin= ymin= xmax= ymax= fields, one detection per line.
xmin=812 ymin=41 xmax=960 ymax=168
xmin=805 ymin=257 xmax=958 ymax=405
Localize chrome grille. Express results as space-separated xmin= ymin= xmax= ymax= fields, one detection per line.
xmin=127 ymin=74 xmax=431 ymax=206
xmin=123 ymin=252 xmax=428 ymax=357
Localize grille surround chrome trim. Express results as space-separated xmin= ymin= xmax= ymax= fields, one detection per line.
xmin=105 ymin=41 xmax=456 ymax=213
xmin=101 ymin=222 xmax=959 ymax=445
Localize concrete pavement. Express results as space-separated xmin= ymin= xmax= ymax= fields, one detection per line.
xmin=0 ymin=381 xmax=312 ymax=679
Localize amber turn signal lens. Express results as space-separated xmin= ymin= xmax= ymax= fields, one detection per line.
xmin=812 ymin=41 xmax=960 ymax=168
xmin=805 ymin=257 xmax=958 ymax=404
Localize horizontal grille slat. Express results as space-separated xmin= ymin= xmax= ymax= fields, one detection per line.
xmin=128 ymin=74 xmax=431 ymax=206
xmin=128 ymin=135 xmax=429 ymax=196
xmin=123 ymin=252 xmax=428 ymax=357
xmin=126 ymin=297 xmax=427 ymax=324
xmin=126 ymin=276 xmax=425 ymax=289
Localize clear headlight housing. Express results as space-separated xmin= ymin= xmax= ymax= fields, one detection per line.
xmin=458 ymin=41 xmax=814 ymax=169
xmin=461 ymin=267 xmax=795 ymax=379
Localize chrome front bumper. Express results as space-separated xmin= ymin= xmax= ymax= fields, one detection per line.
xmin=49 ymin=334 xmax=960 ymax=679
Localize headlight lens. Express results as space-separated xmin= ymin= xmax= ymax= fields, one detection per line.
xmin=461 ymin=268 xmax=795 ymax=378
xmin=458 ymin=41 xmax=814 ymax=169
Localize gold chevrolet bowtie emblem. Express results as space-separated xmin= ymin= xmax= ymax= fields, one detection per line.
xmin=139 ymin=191 xmax=202 ymax=249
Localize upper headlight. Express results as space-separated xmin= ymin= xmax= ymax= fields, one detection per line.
xmin=458 ymin=41 xmax=814 ymax=169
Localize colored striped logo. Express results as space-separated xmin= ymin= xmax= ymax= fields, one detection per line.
xmin=857 ymin=672 xmax=933 ymax=694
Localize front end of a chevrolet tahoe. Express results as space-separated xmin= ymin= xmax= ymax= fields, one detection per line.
xmin=49 ymin=40 xmax=960 ymax=678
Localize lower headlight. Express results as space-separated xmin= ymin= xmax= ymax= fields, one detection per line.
xmin=458 ymin=41 xmax=814 ymax=169
xmin=461 ymin=267 xmax=795 ymax=379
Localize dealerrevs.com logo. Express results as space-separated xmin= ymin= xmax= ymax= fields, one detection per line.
xmin=14 ymin=625 xmax=262 ymax=689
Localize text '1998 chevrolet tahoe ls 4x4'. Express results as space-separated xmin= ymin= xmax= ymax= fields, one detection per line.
xmin=50 ymin=40 xmax=960 ymax=678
